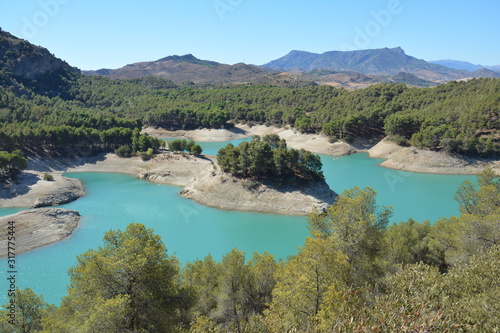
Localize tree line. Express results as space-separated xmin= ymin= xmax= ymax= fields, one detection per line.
xmin=2 ymin=169 xmax=499 ymax=332
xmin=1 ymin=65 xmax=498 ymax=158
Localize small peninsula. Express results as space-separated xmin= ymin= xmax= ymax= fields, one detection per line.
xmin=0 ymin=172 xmax=85 ymax=208
xmin=0 ymin=208 xmax=81 ymax=257
xmin=6 ymin=146 xmax=334 ymax=216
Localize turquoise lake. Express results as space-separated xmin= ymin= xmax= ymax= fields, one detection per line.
xmin=0 ymin=138 xmax=475 ymax=304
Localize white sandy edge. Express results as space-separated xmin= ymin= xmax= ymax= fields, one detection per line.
xmin=144 ymin=124 xmax=361 ymax=156
xmin=24 ymin=152 xmax=335 ymax=216
xmin=0 ymin=208 xmax=80 ymax=257
xmin=0 ymin=172 xmax=85 ymax=208
xmin=368 ymin=139 xmax=500 ymax=175
xmin=145 ymin=126 xmax=500 ymax=175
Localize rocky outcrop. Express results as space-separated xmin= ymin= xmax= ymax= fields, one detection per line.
xmin=0 ymin=208 xmax=81 ymax=256
xmin=32 ymin=176 xmax=85 ymax=207
xmin=179 ymin=166 xmax=336 ymax=215
xmin=0 ymin=30 xmax=78 ymax=80
xmin=0 ymin=172 xmax=85 ymax=208
xmin=368 ymin=139 xmax=500 ymax=175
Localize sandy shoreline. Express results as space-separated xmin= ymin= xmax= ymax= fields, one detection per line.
xmin=0 ymin=208 xmax=80 ymax=257
xmin=1 ymin=129 xmax=497 ymax=256
xmin=368 ymin=139 xmax=500 ymax=175
xmin=144 ymin=124 xmax=360 ymax=156
xmin=146 ymin=125 xmax=500 ymax=175
xmin=0 ymin=172 xmax=85 ymax=208
xmin=0 ymin=151 xmax=335 ymax=255
xmin=23 ymin=151 xmax=335 ymax=216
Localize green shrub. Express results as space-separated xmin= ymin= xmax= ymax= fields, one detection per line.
xmin=387 ymin=135 xmax=409 ymax=146
xmin=189 ymin=144 xmax=203 ymax=155
xmin=242 ymin=180 xmax=260 ymax=192
xmin=168 ymin=139 xmax=187 ymax=152
xmin=43 ymin=173 xmax=54 ymax=181
xmin=115 ymin=145 xmax=132 ymax=158
xmin=138 ymin=148 xmax=154 ymax=161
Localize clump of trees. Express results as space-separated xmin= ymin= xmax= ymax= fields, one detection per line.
xmin=40 ymin=223 xmax=194 ymax=332
xmin=0 ymin=150 xmax=27 ymax=178
xmin=2 ymin=169 xmax=499 ymax=332
xmin=167 ymin=139 xmax=203 ymax=155
xmin=217 ymin=134 xmax=323 ymax=183
xmin=114 ymin=129 xmax=165 ymax=159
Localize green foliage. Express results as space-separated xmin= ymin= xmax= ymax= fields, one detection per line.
xmin=42 ymin=173 xmax=54 ymax=181
xmin=0 ymin=150 xmax=28 ymax=178
xmin=217 ymin=135 xmax=323 ymax=183
xmin=168 ymin=139 xmax=188 ymax=152
xmin=132 ymin=129 xmax=164 ymax=155
xmin=455 ymin=167 xmax=500 ymax=216
xmin=167 ymin=139 xmax=203 ymax=155
xmin=384 ymin=218 xmax=432 ymax=266
xmin=43 ymin=223 xmax=194 ymax=332
xmin=1 ymin=61 xmax=499 ymax=158
xmin=308 ymin=187 xmax=392 ymax=285
xmin=138 ymin=148 xmax=154 ymax=161
xmin=188 ymin=144 xmax=203 ymax=155
xmin=0 ymin=288 xmax=54 ymax=333
xmin=183 ymin=250 xmax=277 ymax=332
xmin=190 ymin=144 xmax=202 ymax=155
xmin=3 ymin=167 xmax=500 ymax=332
xmin=269 ymin=237 xmax=348 ymax=331
xmin=384 ymin=113 xmax=421 ymax=139
xmin=114 ymin=145 xmax=132 ymax=158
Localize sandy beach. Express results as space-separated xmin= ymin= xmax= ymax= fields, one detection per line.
xmin=144 ymin=124 xmax=360 ymax=156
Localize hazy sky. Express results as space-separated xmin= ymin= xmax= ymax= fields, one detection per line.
xmin=0 ymin=0 xmax=498 ymax=70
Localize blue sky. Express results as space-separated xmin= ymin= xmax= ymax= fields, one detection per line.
xmin=0 ymin=0 xmax=498 ymax=70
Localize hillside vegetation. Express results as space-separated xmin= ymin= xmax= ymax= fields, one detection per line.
xmin=1 ymin=169 xmax=499 ymax=332
xmin=1 ymin=30 xmax=499 ymax=159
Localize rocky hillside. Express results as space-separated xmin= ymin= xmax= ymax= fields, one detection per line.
xmin=83 ymin=54 xmax=314 ymax=87
xmin=296 ymin=69 xmax=435 ymax=89
xmin=0 ymin=29 xmax=79 ymax=95
xmin=264 ymin=47 xmax=500 ymax=82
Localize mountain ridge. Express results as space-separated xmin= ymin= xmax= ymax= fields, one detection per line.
xmin=5 ymin=25 xmax=494 ymax=89
xmin=0 ymin=29 xmax=79 ymax=96
xmin=83 ymin=54 xmax=314 ymax=87
xmin=263 ymin=47 xmax=500 ymax=82
xmin=429 ymin=59 xmax=500 ymax=72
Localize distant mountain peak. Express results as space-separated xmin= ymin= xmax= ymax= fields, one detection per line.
xmin=154 ymin=54 xmax=220 ymax=67
xmin=264 ymin=47 xmax=418 ymax=74
xmin=83 ymin=52 xmax=313 ymax=86
xmin=429 ymin=59 xmax=482 ymax=72
xmin=390 ymin=46 xmax=405 ymax=55
xmin=157 ymin=54 xmax=198 ymax=62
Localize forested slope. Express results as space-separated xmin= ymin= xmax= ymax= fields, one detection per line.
xmin=1 ymin=30 xmax=499 ymax=158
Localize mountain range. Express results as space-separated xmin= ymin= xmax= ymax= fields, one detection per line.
xmin=1 ymin=28 xmax=498 ymax=91
xmin=84 ymin=46 xmax=499 ymax=88
xmin=263 ymin=47 xmax=500 ymax=82
xmin=83 ymin=54 xmax=314 ymax=87
xmin=429 ymin=59 xmax=500 ymax=72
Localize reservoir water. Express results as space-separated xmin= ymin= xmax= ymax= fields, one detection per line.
xmin=0 ymin=139 xmax=474 ymax=304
